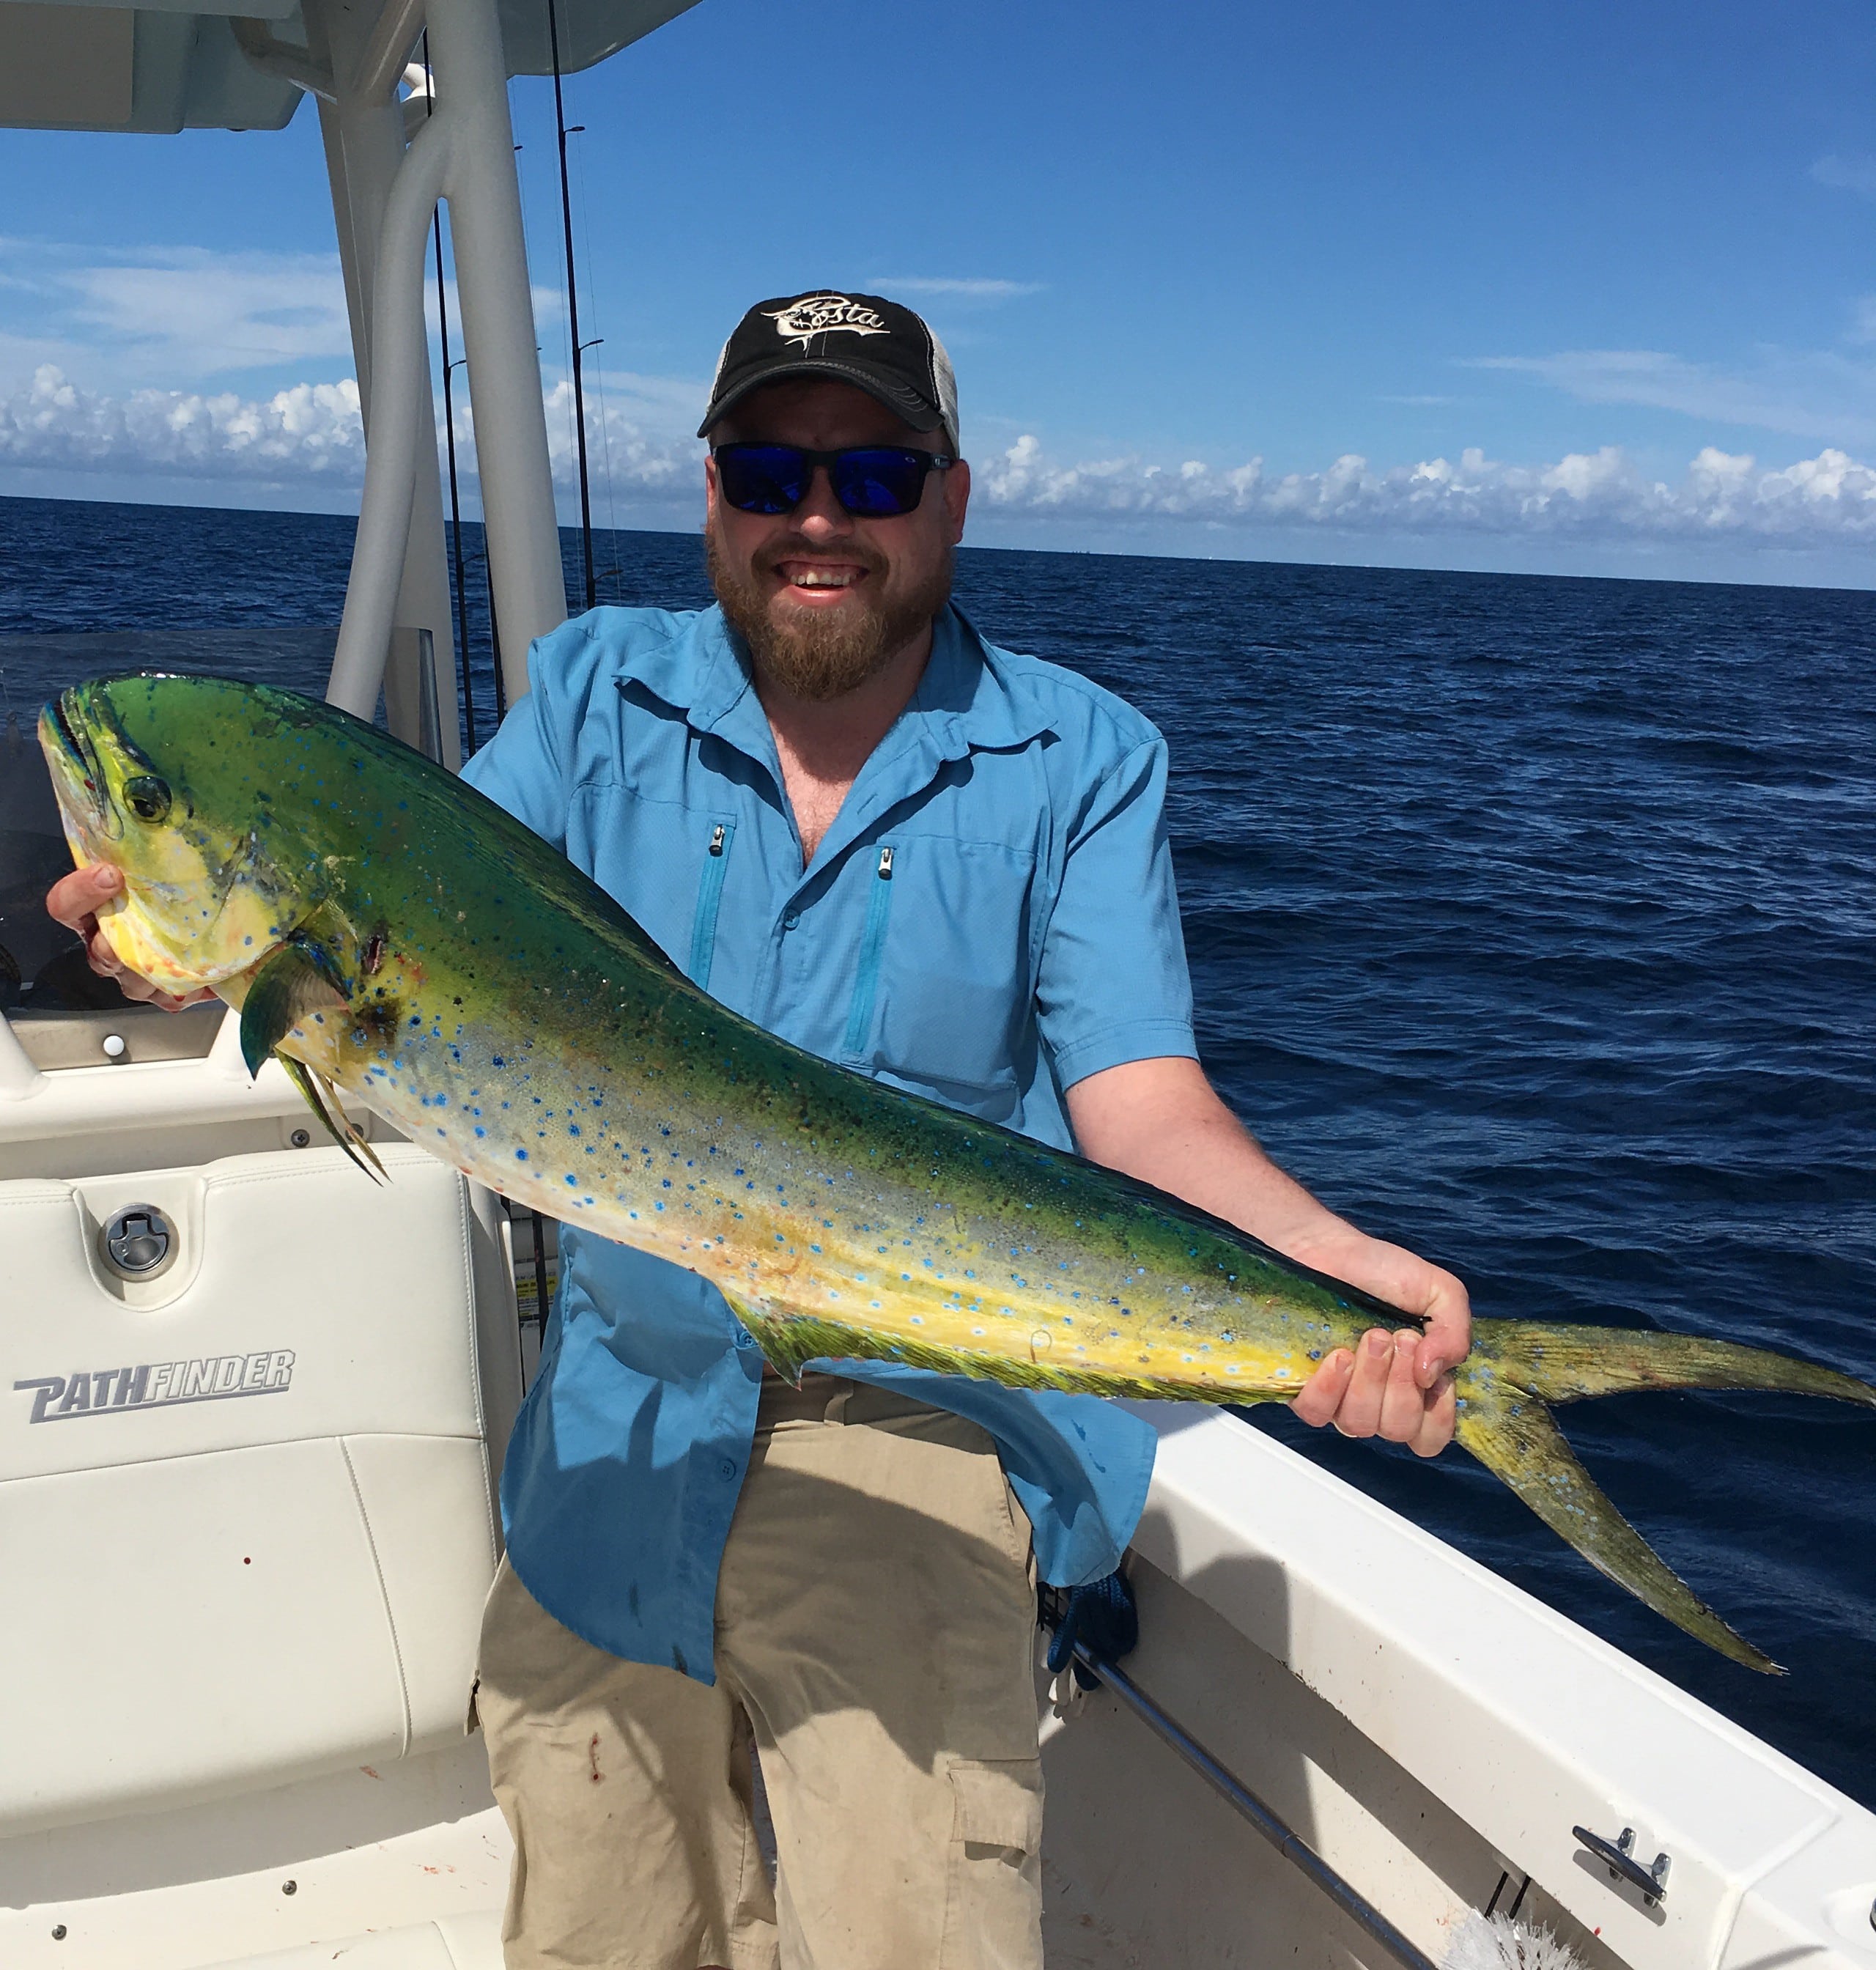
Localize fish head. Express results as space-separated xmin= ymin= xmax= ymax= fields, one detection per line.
xmin=39 ymin=672 xmax=315 ymax=995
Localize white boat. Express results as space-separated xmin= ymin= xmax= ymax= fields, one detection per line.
xmin=2 ymin=2 xmax=1873 ymax=1964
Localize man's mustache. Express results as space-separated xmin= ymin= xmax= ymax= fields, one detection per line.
xmin=758 ymin=535 xmax=890 ymax=582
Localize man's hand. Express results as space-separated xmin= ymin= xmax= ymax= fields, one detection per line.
xmin=1282 ymin=1228 xmax=1469 ymax=1458
xmin=1066 ymin=1055 xmax=1470 ymax=1456
xmin=45 ymin=863 xmax=213 ymax=1011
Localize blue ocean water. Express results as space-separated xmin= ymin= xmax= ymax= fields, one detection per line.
xmin=2 ymin=492 xmax=1872 ymax=1804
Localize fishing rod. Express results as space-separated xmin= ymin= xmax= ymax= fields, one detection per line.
xmin=546 ymin=0 xmax=599 ymax=610
xmin=477 ymin=125 xmax=528 ymax=726
xmin=421 ymin=35 xmax=479 ymax=756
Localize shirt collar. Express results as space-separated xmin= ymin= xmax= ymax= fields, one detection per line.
xmin=605 ymin=606 xmax=755 ymax=735
xmin=912 ymin=604 xmax=1055 ymax=758
xmin=609 ymin=602 xmax=1057 ymax=879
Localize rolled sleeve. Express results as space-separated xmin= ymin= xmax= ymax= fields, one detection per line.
xmin=1037 ymin=735 xmax=1197 ymax=1091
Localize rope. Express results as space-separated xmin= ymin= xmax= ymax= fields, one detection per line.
xmin=1044 ymin=1568 xmax=1140 ymax=1692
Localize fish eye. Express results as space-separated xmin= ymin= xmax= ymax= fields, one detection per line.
xmin=125 ymin=775 xmax=171 ymax=823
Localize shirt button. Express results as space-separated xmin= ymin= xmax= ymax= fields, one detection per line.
xmin=781 ymin=909 xmax=801 ymax=931
xmin=718 ymin=1457 xmax=738 ymax=1480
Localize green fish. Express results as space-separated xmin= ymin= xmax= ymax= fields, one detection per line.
xmin=40 ymin=673 xmax=1876 ymax=1674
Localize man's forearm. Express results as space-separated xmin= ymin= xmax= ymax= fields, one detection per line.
xmin=1067 ymin=1055 xmax=1354 ymax=1261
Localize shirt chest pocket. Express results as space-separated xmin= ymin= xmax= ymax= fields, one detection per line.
xmin=569 ymin=786 xmax=734 ymax=979
xmin=844 ymin=837 xmax=1041 ymax=1119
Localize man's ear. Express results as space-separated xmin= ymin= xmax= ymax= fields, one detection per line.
xmin=703 ymin=451 xmax=720 ymax=527
xmin=944 ymin=458 xmax=971 ymax=545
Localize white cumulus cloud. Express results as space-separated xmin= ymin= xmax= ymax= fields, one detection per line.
xmin=534 ymin=375 xmax=701 ymax=497
xmin=974 ymin=433 xmax=1876 ymax=542
xmin=0 ymin=365 xmax=364 ymax=482
xmin=7 ymin=366 xmax=1876 ymax=554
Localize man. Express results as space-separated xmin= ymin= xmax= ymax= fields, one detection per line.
xmin=50 ymin=291 xmax=1469 ymax=1970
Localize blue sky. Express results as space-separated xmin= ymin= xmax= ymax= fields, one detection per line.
xmin=4 ymin=0 xmax=1876 ymax=581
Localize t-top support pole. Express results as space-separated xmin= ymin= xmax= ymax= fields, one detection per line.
xmin=426 ymin=0 xmax=566 ymax=709
xmin=306 ymin=0 xmax=460 ymax=766
xmin=324 ymin=0 xmax=565 ymax=728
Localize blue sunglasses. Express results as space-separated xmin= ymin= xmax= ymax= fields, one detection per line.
xmin=712 ymin=443 xmax=956 ymax=519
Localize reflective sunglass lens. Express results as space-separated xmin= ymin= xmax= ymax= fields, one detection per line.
xmin=714 ymin=445 xmax=941 ymax=517
xmin=829 ymin=450 xmax=928 ymax=517
xmin=717 ymin=446 xmax=808 ymax=514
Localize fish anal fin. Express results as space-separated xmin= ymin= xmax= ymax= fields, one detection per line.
xmin=239 ymin=940 xmax=348 ymax=1077
xmin=277 ymin=1054 xmax=387 ymax=1184
xmin=712 ymin=1290 xmax=1204 ymax=1401
xmin=1455 ymin=1379 xmax=1781 ymax=1674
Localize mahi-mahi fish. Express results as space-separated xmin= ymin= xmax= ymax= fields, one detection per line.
xmin=40 ymin=672 xmax=1876 ymax=1672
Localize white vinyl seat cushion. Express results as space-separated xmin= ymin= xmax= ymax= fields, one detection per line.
xmin=0 ymin=1145 xmax=519 ymax=1836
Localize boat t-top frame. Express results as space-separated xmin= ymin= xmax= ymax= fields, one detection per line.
xmin=0 ymin=0 xmax=697 ymax=764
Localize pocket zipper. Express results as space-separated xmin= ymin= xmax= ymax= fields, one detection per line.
xmin=842 ymin=844 xmax=897 ymax=1058
xmin=688 ymin=820 xmax=734 ymax=991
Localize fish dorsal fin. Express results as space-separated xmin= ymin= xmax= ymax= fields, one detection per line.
xmin=238 ymin=939 xmax=346 ymax=1077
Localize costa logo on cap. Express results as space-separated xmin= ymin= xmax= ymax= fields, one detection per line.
xmin=764 ymin=295 xmax=889 ymax=349
xmin=701 ymin=289 xmax=959 ymax=452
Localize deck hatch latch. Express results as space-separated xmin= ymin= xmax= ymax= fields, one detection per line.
xmin=99 ymin=1204 xmax=178 ymax=1282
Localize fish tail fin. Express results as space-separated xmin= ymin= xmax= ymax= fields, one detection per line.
xmin=1452 ymin=1370 xmax=1783 ymax=1673
xmin=278 ymin=1055 xmax=388 ymax=1185
xmin=1474 ymin=1318 xmax=1876 ymax=1412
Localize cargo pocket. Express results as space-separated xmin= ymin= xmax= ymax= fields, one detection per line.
xmin=939 ymin=1756 xmax=1044 ymax=1969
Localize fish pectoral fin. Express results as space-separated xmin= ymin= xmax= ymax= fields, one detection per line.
xmin=238 ymin=940 xmax=348 ymax=1077
xmin=277 ymin=1054 xmax=388 ymax=1184
xmin=1454 ymin=1376 xmax=1781 ymax=1674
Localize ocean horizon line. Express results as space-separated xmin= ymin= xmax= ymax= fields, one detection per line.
xmin=4 ymin=486 xmax=1875 ymax=602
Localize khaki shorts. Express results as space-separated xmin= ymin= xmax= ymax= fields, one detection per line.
xmin=476 ymin=1375 xmax=1044 ymax=1970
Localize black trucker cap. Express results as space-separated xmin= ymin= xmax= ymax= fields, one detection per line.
xmin=698 ymin=291 xmax=959 ymax=453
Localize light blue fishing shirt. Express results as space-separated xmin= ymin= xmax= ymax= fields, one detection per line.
xmin=462 ymin=600 xmax=1198 ymax=1681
